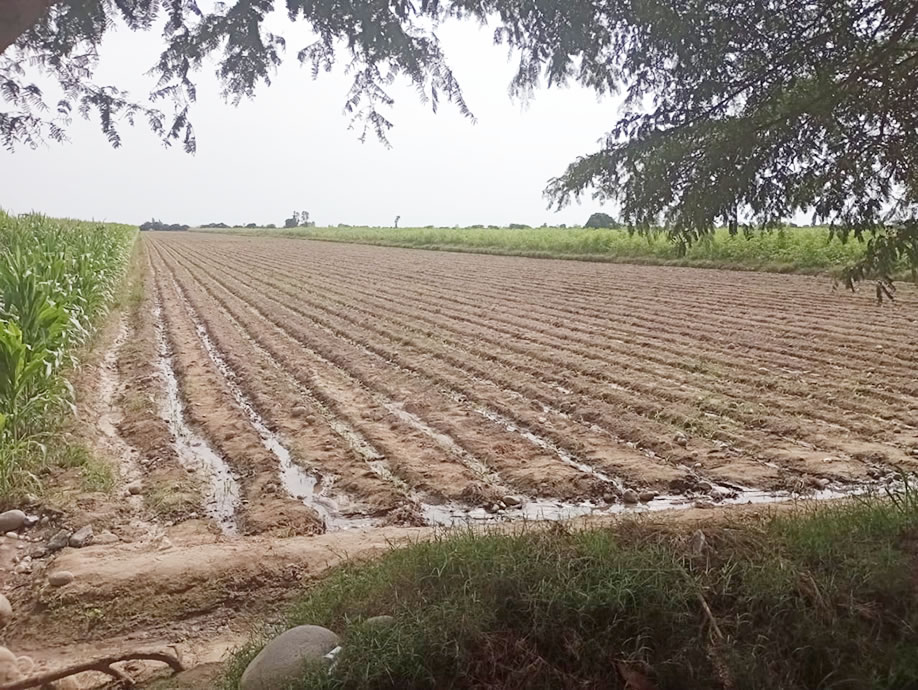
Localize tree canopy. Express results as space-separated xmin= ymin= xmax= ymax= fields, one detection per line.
xmin=3 ymin=0 xmax=918 ymax=291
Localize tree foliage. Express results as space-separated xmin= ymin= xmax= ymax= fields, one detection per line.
xmin=584 ymin=212 xmax=618 ymax=229
xmin=3 ymin=1 xmax=918 ymax=289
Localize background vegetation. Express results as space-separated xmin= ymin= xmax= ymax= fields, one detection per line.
xmin=0 ymin=211 xmax=136 ymax=502
xmin=225 ymin=490 xmax=918 ymax=689
xmin=208 ymin=225 xmax=872 ymax=274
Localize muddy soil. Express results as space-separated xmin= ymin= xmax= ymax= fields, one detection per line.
xmin=2 ymin=233 xmax=914 ymax=688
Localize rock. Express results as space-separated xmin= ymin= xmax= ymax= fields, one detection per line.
xmin=46 ymin=529 xmax=72 ymax=553
xmin=94 ymin=530 xmax=120 ymax=545
xmin=639 ymin=491 xmax=656 ymax=503
xmin=694 ymin=498 xmax=715 ymax=509
xmin=673 ymin=432 xmax=689 ymax=447
xmin=621 ymin=489 xmax=640 ymax=504
xmin=0 ymin=510 xmax=26 ymax=533
xmin=808 ymin=476 xmax=830 ymax=490
xmin=0 ymin=594 xmax=11 ymax=626
xmin=48 ymin=570 xmax=74 ymax=587
xmin=502 ymin=495 xmax=523 ymax=507
xmin=668 ymin=477 xmax=691 ymax=493
xmin=695 ymin=480 xmax=714 ymax=493
xmin=4 ymin=532 xmax=17 ymax=540
xmin=0 ymin=646 xmax=25 ymax=684
xmin=240 ymin=625 xmax=340 ymax=690
xmin=363 ymin=615 xmax=396 ymax=630
xmin=69 ymin=525 xmax=94 ymax=548
xmin=127 ymin=481 xmax=143 ymax=495
xmin=22 ymin=514 xmax=38 ymax=528
xmin=602 ymin=493 xmax=616 ymax=504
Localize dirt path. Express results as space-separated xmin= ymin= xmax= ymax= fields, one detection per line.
xmin=3 ymin=233 xmax=914 ymax=688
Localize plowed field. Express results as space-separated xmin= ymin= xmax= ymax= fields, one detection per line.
xmin=141 ymin=231 xmax=918 ymax=533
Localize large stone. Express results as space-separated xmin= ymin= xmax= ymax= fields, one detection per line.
xmin=94 ymin=530 xmax=120 ymax=545
xmin=69 ymin=525 xmax=94 ymax=548
xmin=46 ymin=529 xmax=72 ymax=552
xmin=621 ymin=489 xmax=640 ymax=505
xmin=0 ymin=510 xmax=25 ymax=533
xmin=48 ymin=570 xmax=74 ymax=587
xmin=0 ymin=594 xmax=11 ymax=626
xmin=240 ymin=625 xmax=340 ymax=690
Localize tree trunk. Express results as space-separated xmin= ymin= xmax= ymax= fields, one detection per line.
xmin=0 ymin=0 xmax=54 ymax=55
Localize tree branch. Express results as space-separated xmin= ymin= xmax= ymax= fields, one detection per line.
xmin=0 ymin=650 xmax=185 ymax=690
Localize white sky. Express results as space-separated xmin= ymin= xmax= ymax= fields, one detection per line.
xmin=0 ymin=15 xmax=621 ymax=228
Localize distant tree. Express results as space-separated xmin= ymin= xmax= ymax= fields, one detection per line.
xmin=265 ymin=223 xmax=276 ymax=228
xmin=139 ymin=218 xmax=188 ymax=231
xmin=245 ymin=222 xmax=257 ymax=228
xmin=584 ymin=213 xmax=619 ymax=229
xmin=509 ymin=223 xmax=532 ymax=230
xmin=394 ymin=215 xmax=401 ymax=228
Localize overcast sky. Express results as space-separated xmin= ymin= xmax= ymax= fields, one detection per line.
xmin=0 ymin=15 xmax=622 ymax=228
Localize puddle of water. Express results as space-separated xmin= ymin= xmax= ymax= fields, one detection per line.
xmin=418 ymin=482 xmax=872 ymax=526
xmin=154 ymin=305 xmax=241 ymax=535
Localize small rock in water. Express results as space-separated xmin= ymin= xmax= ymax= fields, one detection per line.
xmin=694 ymin=498 xmax=715 ymax=510
xmin=126 ymin=481 xmax=143 ymax=496
xmin=639 ymin=491 xmax=656 ymax=503
xmin=46 ymin=529 xmax=72 ymax=553
xmin=621 ymin=489 xmax=639 ymax=505
xmin=502 ymin=495 xmax=523 ymax=507
xmin=0 ymin=510 xmax=26 ymax=533
xmin=240 ymin=625 xmax=340 ymax=690
xmin=808 ymin=476 xmax=830 ymax=490
xmin=48 ymin=570 xmax=74 ymax=587
xmin=695 ymin=481 xmax=714 ymax=493
xmin=94 ymin=530 xmax=120 ymax=545
xmin=602 ymin=493 xmax=617 ymax=504
xmin=363 ymin=615 xmax=396 ymax=630
xmin=0 ymin=594 xmax=11 ymax=626
xmin=690 ymin=529 xmax=707 ymax=556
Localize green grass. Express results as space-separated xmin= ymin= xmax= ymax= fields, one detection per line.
xmin=223 ymin=489 xmax=918 ymax=689
xmin=0 ymin=211 xmax=136 ymax=503
xmin=201 ymin=225 xmax=871 ymax=273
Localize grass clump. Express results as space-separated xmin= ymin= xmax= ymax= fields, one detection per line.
xmin=0 ymin=211 xmax=136 ymax=503
xmin=224 ymin=491 xmax=918 ymax=689
xmin=209 ymin=225 xmax=871 ymax=274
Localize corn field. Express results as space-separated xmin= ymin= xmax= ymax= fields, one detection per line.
xmin=0 ymin=211 xmax=136 ymax=498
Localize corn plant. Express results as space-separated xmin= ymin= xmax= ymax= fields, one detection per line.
xmin=0 ymin=210 xmax=136 ymax=499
